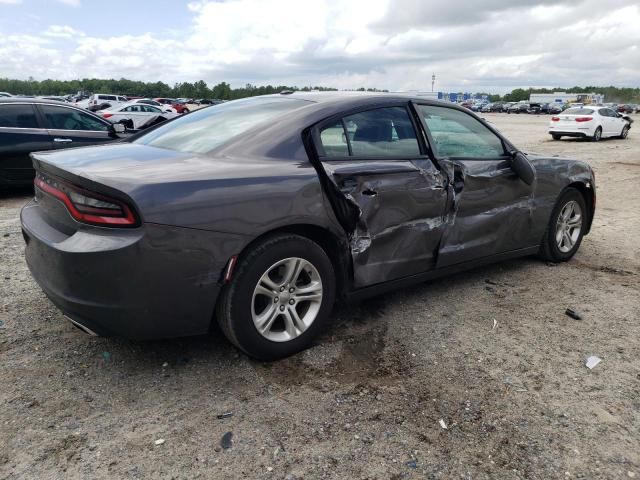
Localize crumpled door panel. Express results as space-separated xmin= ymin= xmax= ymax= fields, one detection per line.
xmin=322 ymin=159 xmax=448 ymax=287
xmin=435 ymin=159 xmax=535 ymax=268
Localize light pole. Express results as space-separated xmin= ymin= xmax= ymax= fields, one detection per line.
xmin=431 ymin=73 xmax=436 ymax=92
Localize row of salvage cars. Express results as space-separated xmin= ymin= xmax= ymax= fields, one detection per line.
xmin=13 ymin=92 xmax=602 ymax=360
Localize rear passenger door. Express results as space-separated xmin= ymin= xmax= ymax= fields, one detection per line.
xmin=38 ymin=104 xmax=114 ymax=148
xmin=0 ymin=103 xmax=52 ymax=185
xmin=314 ymin=104 xmax=449 ymax=287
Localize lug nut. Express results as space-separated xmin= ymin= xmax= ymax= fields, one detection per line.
xmin=274 ymin=297 xmax=279 ymax=303
xmin=279 ymin=305 xmax=285 ymax=311
xmin=289 ymin=287 xmax=295 ymax=293
xmin=289 ymin=299 xmax=295 ymax=305
xmin=280 ymin=286 xmax=285 ymax=292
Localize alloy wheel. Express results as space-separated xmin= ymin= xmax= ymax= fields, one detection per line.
xmin=251 ymin=257 xmax=323 ymax=342
xmin=555 ymin=200 xmax=583 ymax=253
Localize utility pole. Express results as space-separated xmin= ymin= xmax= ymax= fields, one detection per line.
xmin=431 ymin=73 xmax=436 ymax=92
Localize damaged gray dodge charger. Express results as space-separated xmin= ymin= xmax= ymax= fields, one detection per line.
xmin=21 ymin=93 xmax=596 ymax=360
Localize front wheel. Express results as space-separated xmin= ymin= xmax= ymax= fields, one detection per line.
xmin=619 ymin=124 xmax=630 ymax=139
xmin=216 ymin=234 xmax=336 ymax=360
xmin=551 ymin=134 xmax=561 ymax=140
xmin=539 ymin=188 xmax=587 ymax=262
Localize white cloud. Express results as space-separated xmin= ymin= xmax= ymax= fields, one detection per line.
xmin=0 ymin=0 xmax=638 ymax=92
xmin=44 ymin=25 xmax=85 ymax=39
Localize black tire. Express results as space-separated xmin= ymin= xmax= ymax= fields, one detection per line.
xmin=619 ymin=124 xmax=630 ymax=139
xmin=592 ymin=127 xmax=602 ymax=142
xmin=551 ymin=134 xmax=561 ymax=140
xmin=216 ymin=234 xmax=336 ymax=360
xmin=538 ymin=188 xmax=587 ymax=262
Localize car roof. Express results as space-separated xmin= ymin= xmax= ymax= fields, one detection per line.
xmin=0 ymin=96 xmax=73 ymax=105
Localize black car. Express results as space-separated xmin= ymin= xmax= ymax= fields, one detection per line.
xmin=21 ymin=93 xmax=595 ymax=360
xmin=508 ymin=103 xmax=530 ymax=114
xmin=0 ymin=98 xmax=126 ymax=187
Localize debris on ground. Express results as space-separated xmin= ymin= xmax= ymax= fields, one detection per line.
xmin=565 ymin=308 xmax=582 ymax=320
xmin=162 ymin=362 xmax=169 ymax=368
xmin=492 ymin=319 xmax=498 ymax=329
xmin=439 ymin=419 xmax=448 ymax=429
xmin=217 ymin=412 xmax=234 ymax=420
xmin=406 ymin=460 xmax=417 ymax=469
xmin=154 ymin=439 xmax=165 ymax=446
xmin=102 ymin=351 xmax=111 ymax=362
xmin=585 ymin=356 xmax=602 ymax=369
xmin=221 ymin=431 xmax=233 ymax=449
xmin=0 ymin=320 xmax=4 ymax=327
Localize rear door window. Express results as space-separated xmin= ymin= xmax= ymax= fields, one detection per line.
xmin=319 ymin=106 xmax=421 ymax=158
xmin=40 ymin=105 xmax=109 ymax=131
xmin=0 ymin=104 xmax=40 ymax=128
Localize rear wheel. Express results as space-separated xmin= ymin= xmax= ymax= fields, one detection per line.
xmin=539 ymin=188 xmax=587 ymax=262
xmin=551 ymin=134 xmax=561 ymax=140
xmin=619 ymin=124 xmax=630 ymax=139
xmin=216 ymin=234 xmax=336 ymax=360
xmin=592 ymin=127 xmax=602 ymax=142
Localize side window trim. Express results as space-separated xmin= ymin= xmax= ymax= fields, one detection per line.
xmin=314 ymin=102 xmax=429 ymax=161
xmin=340 ymin=118 xmax=353 ymax=156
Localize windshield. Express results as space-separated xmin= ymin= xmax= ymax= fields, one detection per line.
xmin=133 ymin=96 xmax=310 ymax=154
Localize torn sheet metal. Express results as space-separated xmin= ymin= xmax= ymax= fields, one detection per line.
xmin=325 ymin=159 xmax=449 ymax=287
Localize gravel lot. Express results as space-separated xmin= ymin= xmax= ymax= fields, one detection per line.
xmin=1 ymin=113 xmax=639 ymax=479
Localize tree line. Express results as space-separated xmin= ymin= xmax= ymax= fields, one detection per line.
xmin=0 ymin=77 xmax=637 ymax=103
xmin=0 ymin=77 xmax=344 ymax=99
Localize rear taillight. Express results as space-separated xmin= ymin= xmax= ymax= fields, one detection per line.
xmin=102 ymin=113 xmax=112 ymax=118
xmin=575 ymin=117 xmax=593 ymax=122
xmin=551 ymin=116 xmax=560 ymax=121
xmin=35 ymin=173 xmax=138 ymax=227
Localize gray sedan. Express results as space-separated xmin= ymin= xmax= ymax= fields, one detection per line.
xmin=21 ymin=93 xmax=596 ymax=360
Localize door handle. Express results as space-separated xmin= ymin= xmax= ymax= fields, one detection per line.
xmin=362 ymin=188 xmax=377 ymax=197
xmin=53 ymin=138 xmax=73 ymax=143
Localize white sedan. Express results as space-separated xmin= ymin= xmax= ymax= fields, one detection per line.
xmin=100 ymin=103 xmax=178 ymax=129
xmin=549 ymin=106 xmax=632 ymax=142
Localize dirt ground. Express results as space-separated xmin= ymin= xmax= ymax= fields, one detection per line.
xmin=1 ymin=113 xmax=639 ymax=480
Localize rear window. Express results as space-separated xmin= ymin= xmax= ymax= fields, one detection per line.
xmin=564 ymin=108 xmax=594 ymax=115
xmin=0 ymin=104 xmax=39 ymax=128
xmin=134 ymin=97 xmax=310 ymax=154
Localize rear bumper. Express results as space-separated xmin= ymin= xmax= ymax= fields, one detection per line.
xmin=549 ymin=131 xmax=589 ymax=138
xmin=21 ymin=200 xmax=243 ymax=339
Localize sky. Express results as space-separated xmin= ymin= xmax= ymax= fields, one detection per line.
xmin=0 ymin=0 xmax=639 ymax=93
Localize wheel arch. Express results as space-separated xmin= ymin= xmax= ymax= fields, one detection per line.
xmin=228 ymin=223 xmax=352 ymax=302
xmin=566 ymin=181 xmax=595 ymax=234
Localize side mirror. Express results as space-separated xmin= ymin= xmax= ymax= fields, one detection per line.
xmin=510 ymin=151 xmax=536 ymax=185
xmin=111 ymin=123 xmax=126 ymax=134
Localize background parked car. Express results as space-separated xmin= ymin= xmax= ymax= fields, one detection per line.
xmin=0 ymin=92 xmax=13 ymax=98
xmin=508 ymin=103 xmax=530 ymax=114
xmin=155 ymin=98 xmax=191 ymax=114
xmin=87 ymin=93 xmax=128 ymax=112
xmin=100 ymin=103 xmax=178 ymax=129
xmin=549 ymin=106 xmax=632 ymax=141
xmin=617 ymin=104 xmax=634 ymax=114
xmin=0 ymin=98 xmax=126 ymax=187
xmin=122 ymin=98 xmax=176 ymax=113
